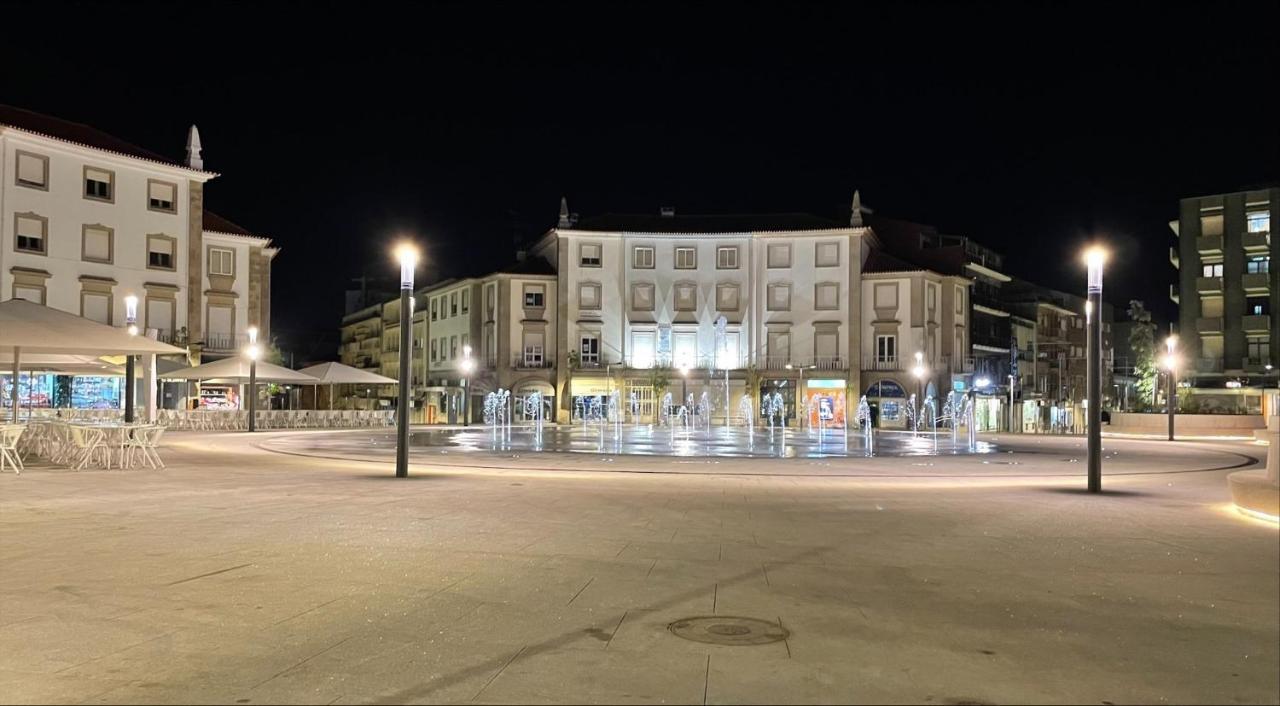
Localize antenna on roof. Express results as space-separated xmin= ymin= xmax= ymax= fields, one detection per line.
xmin=185 ymin=125 xmax=203 ymax=170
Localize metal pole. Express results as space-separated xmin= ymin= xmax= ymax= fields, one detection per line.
xmin=9 ymin=346 xmax=19 ymax=423
xmin=396 ymin=287 xmax=412 ymax=477
xmin=1086 ymin=255 xmax=1104 ymax=492
xmin=248 ymin=359 xmax=257 ymax=432
xmin=1167 ymin=365 xmax=1176 ymax=441
xmin=125 ymin=356 xmax=136 ymax=423
xmin=462 ymin=375 xmax=470 ymax=427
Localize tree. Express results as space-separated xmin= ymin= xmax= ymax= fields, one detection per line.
xmin=1127 ymin=300 xmax=1158 ymax=410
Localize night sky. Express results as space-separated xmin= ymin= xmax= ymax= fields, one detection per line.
xmin=5 ymin=1 xmax=1277 ymax=361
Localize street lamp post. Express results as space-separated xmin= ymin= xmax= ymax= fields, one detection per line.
xmin=1164 ymin=335 xmax=1178 ymax=441
xmin=460 ymin=345 xmax=474 ymax=427
xmin=395 ymin=243 xmax=418 ymax=478
xmin=245 ymin=326 xmax=260 ymax=432
xmin=1084 ymin=246 xmax=1107 ymax=492
xmin=124 ymin=295 xmax=138 ymax=423
xmin=911 ymin=351 xmax=926 ymax=405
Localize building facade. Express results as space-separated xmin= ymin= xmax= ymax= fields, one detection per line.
xmin=0 ymin=105 xmax=277 ymax=376
xmin=1171 ymin=187 xmax=1277 ymax=413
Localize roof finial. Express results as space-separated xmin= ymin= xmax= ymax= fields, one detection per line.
xmin=849 ymin=188 xmax=870 ymax=226
xmin=558 ymin=196 xmax=571 ymax=228
xmin=185 ymin=125 xmax=203 ymax=170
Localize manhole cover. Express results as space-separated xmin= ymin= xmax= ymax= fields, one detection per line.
xmin=668 ymin=616 xmax=789 ymax=646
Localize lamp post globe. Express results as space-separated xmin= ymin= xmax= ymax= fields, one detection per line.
xmin=460 ymin=345 xmax=474 ymax=427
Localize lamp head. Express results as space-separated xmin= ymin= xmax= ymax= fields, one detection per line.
xmin=246 ymin=343 xmax=261 ymax=361
xmin=976 ymin=377 xmax=991 ymax=388
xmin=1166 ymin=334 xmax=1177 ymax=353
xmin=1083 ymin=245 xmax=1108 ymax=293
xmin=463 ymin=344 xmax=472 ymax=357
xmin=785 ymin=363 xmax=794 ymax=370
xmin=127 ymin=324 xmax=139 ymax=336
xmin=123 ymin=294 xmax=139 ymax=328
xmin=912 ymin=365 xmax=925 ymax=379
xmin=247 ymin=325 xmax=259 ymax=345
xmin=679 ymin=366 xmax=689 ymax=377
xmin=915 ymin=351 xmax=923 ymax=363
xmin=395 ymin=242 xmax=419 ymax=289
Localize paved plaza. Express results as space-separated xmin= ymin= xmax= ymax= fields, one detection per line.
xmin=1 ymin=430 xmax=1277 ymax=704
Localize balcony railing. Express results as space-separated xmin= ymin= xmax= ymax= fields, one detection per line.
xmin=1242 ymin=231 xmax=1270 ymax=252
xmin=1194 ymin=358 xmax=1224 ymax=374
xmin=204 ymin=332 xmax=250 ymax=352
xmin=1196 ymin=317 xmax=1224 ymax=334
xmin=1196 ymin=235 xmax=1223 ymax=254
xmin=1243 ymin=314 xmax=1271 ymax=333
xmin=1243 ymin=272 xmax=1271 ymax=294
xmin=513 ymin=356 xmax=554 ymax=370
xmin=862 ymin=356 xmax=901 ymax=371
xmin=1195 ymin=276 xmax=1223 ymax=295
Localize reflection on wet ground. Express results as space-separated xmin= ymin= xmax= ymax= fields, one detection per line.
xmin=404 ymin=423 xmax=997 ymax=458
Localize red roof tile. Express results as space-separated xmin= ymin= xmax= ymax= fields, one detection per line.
xmin=0 ymin=104 xmax=207 ymax=173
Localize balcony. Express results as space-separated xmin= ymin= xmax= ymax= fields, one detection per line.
xmin=1243 ymin=358 xmax=1274 ymax=374
xmin=1195 ymin=276 xmax=1222 ymax=295
xmin=1168 ymin=246 xmax=1179 ymax=268
xmin=513 ymin=356 xmax=554 ymax=370
xmin=1194 ymin=357 xmax=1224 ymax=374
xmin=1242 ymin=231 xmax=1271 ymax=252
xmin=1243 ymin=272 xmax=1271 ymax=294
xmin=204 ymin=332 xmax=250 ymax=352
xmin=862 ymin=356 xmax=901 ymax=371
xmin=1169 ymin=283 xmax=1179 ymax=305
xmin=1196 ymin=317 xmax=1224 ymax=334
xmin=1196 ymin=235 xmax=1223 ymax=254
xmin=1243 ymin=314 xmax=1271 ymax=333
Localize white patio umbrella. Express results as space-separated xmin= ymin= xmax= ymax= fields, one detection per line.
xmin=1 ymin=298 xmax=186 ymax=421
xmin=296 ymin=362 xmax=397 ymax=410
xmin=160 ymin=356 xmax=319 ymax=384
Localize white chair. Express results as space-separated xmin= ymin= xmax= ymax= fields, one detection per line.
xmin=67 ymin=425 xmax=109 ymax=470
xmin=124 ymin=426 xmax=165 ymax=469
xmin=1 ymin=425 xmax=25 ymax=475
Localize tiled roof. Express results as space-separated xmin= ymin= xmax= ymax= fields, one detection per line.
xmin=862 ymin=250 xmax=926 ymax=274
xmin=570 ymin=212 xmax=846 ymax=234
xmin=202 ymin=210 xmax=254 ymax=236
xmin=0 ymin=104 xmax=210 ymax=174
xmin=495 ymin=257 xmax=556 ymax=276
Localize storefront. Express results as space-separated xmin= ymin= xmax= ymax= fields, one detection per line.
xmin=973 ymin=395 xmax=1003 ymax=432
xmin=198 ymin=384 xmax=239 ymax=410
xmin=804 ymin=378 xmax=847 ymax=427
xmin=513 ymin=380 xmax=555 ymax=421
xmin=864 ymin=379 xmax=908 ymax=429
xmin=759 ymin=378 xmax=798 ymax=426
xmin=2 ymin=373 xmax=123 ymax=411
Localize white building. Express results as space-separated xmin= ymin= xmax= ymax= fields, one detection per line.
xmin=0 ymin=105 xmax=279 ymax=368
xmin=528 ymin=198 xmax=880 ymax=424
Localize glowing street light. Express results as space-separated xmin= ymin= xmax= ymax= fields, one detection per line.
xmin=394 ymin=242 xmax=418 ymax=478
xmin=460 ymin=344 xmax=475 ymax=427
xmin=123 ymin=295 xmax=139 ymax=423
xmin=1082 ymin=245 xmax=1107 ymax=492
xmin=1164 ymin=335 xmax=1179 ymax=442
xmin=911 ymin=351 xmax=927 ymax=408
xmin=244 ymin=325 xmax=260 ymax=432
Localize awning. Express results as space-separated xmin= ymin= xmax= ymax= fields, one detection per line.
xmin=297 ymin=361 xmax=397 ymax=385
xmin=161 ymin=356 xmax=318 ymax=384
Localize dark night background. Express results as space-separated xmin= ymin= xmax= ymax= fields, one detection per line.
xmin=4 ymin=1 xmax=1277 ymax=361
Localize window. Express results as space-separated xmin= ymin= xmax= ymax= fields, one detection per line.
xmin=631 ymin=282 xmax=655 ymax=311
xmin=675 ymin=246 xmax=696 ymax=269
xmin=873 ymin=283 xmax=898 ymax=309
xmin=674 ymin=283 xmax=697 ymax=311
xmin=716 ymin=246 xmax=739 ymax=269
xmin=15 ymin=213 xmax=47 ymax=254
xmin=815 ymin=282 xmax=839 ymax=310
xmin=955 ymin=285 xmax=965 ymax=315
xmin=672 ymin=330 xmax=697 ymax=368
xmin=630 ymin=329 xmax=655 ymax=368
xmin=147 ymin=180 xmax=178 ymax=213
xmin=523 ymin=332 xmax=544 ymax=366
xmin=82 ymin=224 xmax=113 ymax=263
xmin=450 ymin=292 xmax=458 ymax=317
xmin=579 ymin=243 xmax=602 ymax=267
xmin=430 ymin=338 xmax=438 ymax=362
xmin=767 ymin=283 xmax=791 ymax=311
xmin=450 ymin=336 xmax=458 ymax=359
xmin=876 ymin=335 xmax=897 ymax=363
xmin=1200 ymin=211 xmax=1223 ymax=237
xmin=716 ymin=283 xmax=740 ymax=311
xmin=209 ymin=247 xmax=234 ymax=276
xmin=580 ymin=334 xmax=600 ymax=365
xmin=1247 ymin=210 xmax=1271 ymax=234
xmin=431 ymin=298 xmax=438 ymax=321
xmin=81 ymin=292 xmax=111 ymax=325
xmin=146 ymin=234 xmax=176 ymax=270
xmin=83 ymin=166 xmax=114 ymax=201
xmin=767 ymin=330 xmax=789 ymax=362
xmin=815 ymin=330 xmax=839 ymax=361
xmin=816 ymin=241 xmax=840 ymax=267
xmin=633 ymin=246 xmax=655 ymax=269
xmin=1202 ymin=263 xmax=1224 ymax=277
xmin=767 ymin=243 xmax=791 ymax=268
xmin=15 ymin=151 xmax=48 ymax=189
xmin=1247 ymin=339 xmax=1271 ymax=363
xmin=461 ymin=289 xmax=470 ymax=314
xmin=579 ymin=282 xmax=601 ymax=310
xmin=523 ymin=285 xmax=545 ymax=308
xmin=1247 ymin=256 xmax=1270 ymax=274
xmin=145 ymin=297 xmax=175 ymax=338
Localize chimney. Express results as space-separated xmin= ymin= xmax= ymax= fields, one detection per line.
xmin=558 ymin=196 xmax=574 ymax=228
xmin=185 ymin=125 xmax=203 ymax=170
xmin=660 ymin=206 xmax=675 ymax=217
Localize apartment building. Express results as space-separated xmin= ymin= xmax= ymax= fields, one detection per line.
xmin=0 ymin=105 xmax=278 ymax=369
xmin=1171 ymin=187 xmax=1277 ymax=413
